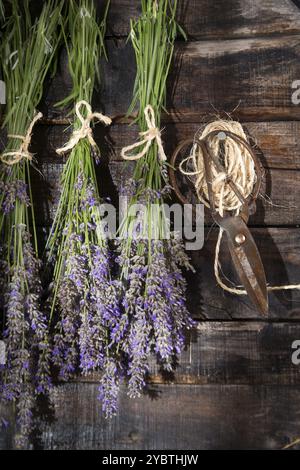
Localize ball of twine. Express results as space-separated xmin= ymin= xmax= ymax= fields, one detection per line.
xmin=179 ymin=119 xmax=300 ymax=296
xmin=180 ymin=119 xmax=257 ymax=217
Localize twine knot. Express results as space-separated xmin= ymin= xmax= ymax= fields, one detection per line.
xmin=56 ymin=100 xmax=112 ymax=156
xmin=121 ymin=105 xmax=167 ymax=162
xmin=0 ymin=112 xmax=43 ymax=166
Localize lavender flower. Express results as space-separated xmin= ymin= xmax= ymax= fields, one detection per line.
xmin=26 ymin=293 xmax=52 ymax=394
xmin=0 ymin=232 xmax=52 ymax=446
xmin=3 ymin=271 xmax=29 ymax=399
xmin=52 ymin=277 xmax=81 ymax=381
xmin=120 ymin=178 xmax=139 ymax=198
xmin=98 ymin=356 xmax=120 ymax=418
xmin=127 ymin=305 xmax=151 ymax=397
xmin=145 ymin=247 xmax=174 ymax=366
xmin=51 ymin=239 xmax=123 ymax=393
xmin=116 ymin=236 xmax=195 ymax=397
xmin=0 ymin=180 xmax=29 ymax=214
xmin=0 ymin=0 xmax=63 ymax=447
xmin=15 ymin=385 xmax=34 ymax=450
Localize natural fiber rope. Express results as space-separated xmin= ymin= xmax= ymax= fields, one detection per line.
xmin=56 ymin=100 xmax=112 ymax=155
xmin=121 ymin=105 xmax=167 ymax=162
xmin=179 ymin=120 xmax=256 ymax=218
xmin=179 ymin=119 xmax=300 ymax=294
xmin=0 ymin=111 xmax=43 ymax=165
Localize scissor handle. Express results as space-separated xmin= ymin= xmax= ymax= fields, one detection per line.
xmin=169 ymin=138 xmax=195 ymax=206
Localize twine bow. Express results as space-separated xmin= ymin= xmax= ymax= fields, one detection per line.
xmin=121 ymin=105 xmax=167 ymax=162
xmin=56 ymin=100 xmax=112 ymax=155
xmin=0 ymin=112 xmax=43 ymax=166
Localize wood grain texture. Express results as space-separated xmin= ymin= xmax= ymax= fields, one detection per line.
xmin=32 ymin=121 xmax=300 ymax=170
xmin=3 ymin=320 xmax=300 ymax=450
xmin=67 ymin=321 xmax=300 ymax=386
xmin=12 ymin=0 xmax=300 ymax=40
xmin=33 ymin=225 xmax=300 ymax=319
xmin=0 ymin=405 xmax=14 ymax=450
xmin=106 ymin=0 xmax=300 ymax=39
xmin=188 ymin=228 xmax=300 ymax=320
xmin=40 ymin=35 xmax=300 ymax=122
xmin=2 ymin=0 xmax=300 ymax=452
xmin=34 ymin=383 xmax=300 ymax=449
xmin=30 ymin=159 xmax=300 ymax=227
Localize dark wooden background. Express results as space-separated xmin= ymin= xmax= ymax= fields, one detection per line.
xmin=2 ymin=0 xmax=300 ymax=450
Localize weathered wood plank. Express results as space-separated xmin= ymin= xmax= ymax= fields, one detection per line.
xmin=34 ymin=219 xmax=300 ymax=318
xmin=30 ymin=159 xmax=300 ymax=227
xmin=3 ymin=320 xmax=300 ymax=449
xmin=41 ymin=36 xmax=300 ymax=122
xmin=36 ymin=383 xmax=300 ymax=450
xmin=188 ymin=228 xmax=300 ymax=319
xmin=0 ymin=405 xmax=14 ymax=451
xmin=32 ymin=121 xmax=300 ymax=170
xmin=71 ymin=321 xmax=300 ymax=386
xmin=106 ymin=0 xmax=300 ymax=39
xmin=167 ymin=36 xmax=300 ymax=122
xmin=13 ymin=0 xmax=300 ymax=40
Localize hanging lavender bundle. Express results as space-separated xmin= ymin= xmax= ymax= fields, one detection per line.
xmin=0 ymin=0 xmax=5 ymax=119
xmin=118 ymin=0 xmax=194 ymax=398
xmin=45 ymin=0 xmax=121 ymax=418
xmin=0 ymin=0 xmax=62 ymax=447
xmin=0 ymin=0 xmax=3 ymax=23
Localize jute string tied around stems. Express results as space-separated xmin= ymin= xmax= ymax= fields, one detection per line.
xmin=56 ymin=100 xmax=112 ymax=155
xmin=0 ymin=111 xmax=43 ymax=166
xmin=121 ymin=105 xmax=167 ymax=162
xmin=179 ymin=119 xmax=300 ymax=294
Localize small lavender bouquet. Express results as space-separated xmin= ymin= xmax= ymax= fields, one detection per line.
xmin=117 ymin=0 xmax=194 ymax=398
xmin=45 ymin=0 xmax=121 ymax=418
xmin=0 ymin=0 xmax=3 ymax=23
xmin=0 ymin=0 xmax=62 ymax=447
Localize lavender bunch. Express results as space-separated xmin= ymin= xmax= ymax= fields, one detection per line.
xmin=117 ymin=1 xmax=194 ymax=398
xmin=45 ymin=0 xmax=121 ymax=418
xmin=0 ymin=0 xmax=5 ymax=121
xmin=0 ymin=0 xmax=3 ymax=24
xmin=0 ymin=0 xmax=62 ymax=447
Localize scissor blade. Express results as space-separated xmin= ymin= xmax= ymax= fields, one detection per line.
xmin=221 ymin=217 xmax=268 ymax=316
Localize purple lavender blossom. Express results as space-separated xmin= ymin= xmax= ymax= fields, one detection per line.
xmin=116 ymin=235 xmax=194 ymax=396
xmin=74 ymin=174 xmax=98 ymax=210
xmin=98 ymin=356 xmax=120 ymax=418
xmin=145 ymin=248 xmax=174 ymax=367
xmin=52 ymin=277 xmax=81 ymax=381
xmin=0 ymin=180 xmax=29 ymax=214
xmin=120 ymin=178 xmax=139 ymax=198
xmin=79 ymin=244 xmax=123 ymax=374
xmin=127 ymin=305 xmax=151 ymax=397
xmin=0 ymin=226 xmax=52 ymax=448
xmin=52 ymin=237 xmax=123 ymax=398
xmin=15 ymin=385 xmax=34 ymax=450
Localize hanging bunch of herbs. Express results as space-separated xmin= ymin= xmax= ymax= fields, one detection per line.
xmin=0 ymin=0 xmax=4 ymax=22
xmin=0 ymin=0 xmax=63 ymax=447
xmin=45 ymin=0 xmax=121 ymax=418
xmin=117 ymin=0 xmax=194 ymax=398
xmin=0 ymin=0 xmax=5 ymax=119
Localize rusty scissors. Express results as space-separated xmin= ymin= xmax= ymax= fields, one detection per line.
xmin=169 ymin=129 xmax=268 ymax=316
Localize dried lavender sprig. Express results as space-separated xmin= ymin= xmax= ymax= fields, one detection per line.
xmin=0 ymin=0 xmax=63 ymax=447
xmin=0 ymin=0 xmax=4 ymax=21
xmin=45 ymin=1 xmax=122 ymax=418
xmin=117 ymin=1 xmax=194 ymax=398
